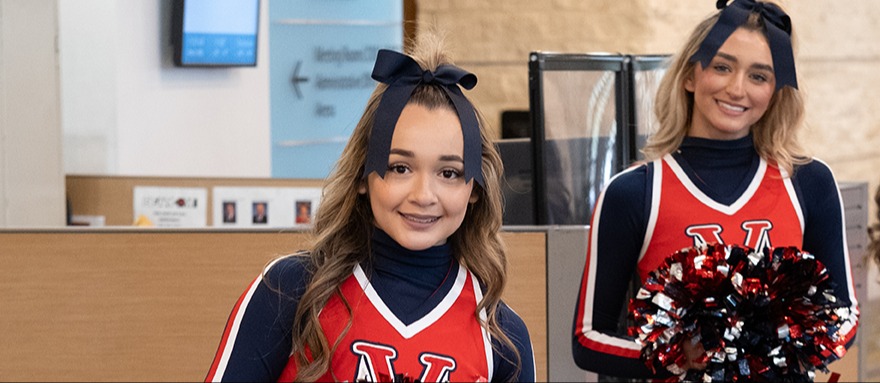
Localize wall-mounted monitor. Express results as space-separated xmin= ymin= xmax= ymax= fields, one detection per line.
xmin=171 ymin=0 xmax=260 ymax=67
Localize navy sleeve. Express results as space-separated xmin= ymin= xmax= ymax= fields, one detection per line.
xmin=791 ymin=160 xmax=860 ymax=345
xmin=492 ymin=301 xmax=536 ymax=382
xmin=205 ymin=255 xmax=312 ymax=382
xmin=571 ymin=164 xmax=668 ymax=379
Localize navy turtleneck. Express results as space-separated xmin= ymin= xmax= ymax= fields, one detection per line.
xmin=364 ymin=229 xmax=457 ymax=325
xmin=673 ymin=134 xmax=760 ymax=206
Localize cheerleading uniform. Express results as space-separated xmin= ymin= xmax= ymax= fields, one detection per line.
xmin=572 ymin=135 xmax=860 ymax=379
xmin=205 ymin=229 xmax=535 ymax=382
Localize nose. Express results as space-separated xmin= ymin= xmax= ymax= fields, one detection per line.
xmin=726 ymin=72 xmax=746 ymax=99
xmin=409 ymin=172 xmax=438 ymax=206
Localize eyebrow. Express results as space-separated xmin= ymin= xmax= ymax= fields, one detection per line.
xmin=716 ymin=52 xmax=774 ymax=73
xmin=389 ymin=148 xmax=464 ymax=163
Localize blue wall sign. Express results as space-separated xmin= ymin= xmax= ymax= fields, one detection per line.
xmin=269 ymin=1 xmax=402 ymax=178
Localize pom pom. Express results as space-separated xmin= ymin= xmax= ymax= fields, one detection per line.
xmin=628 ymin=244 xmax=855 ymax=382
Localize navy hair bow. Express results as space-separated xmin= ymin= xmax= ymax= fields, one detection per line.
xmin=691 ymin=0 xmax=797 ymax=90
xmin=363 ymin=49 xmax=484 ymax=187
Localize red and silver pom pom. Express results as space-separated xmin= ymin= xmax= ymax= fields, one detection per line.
xmin=628 ymin=244 xmax=855 ymax=382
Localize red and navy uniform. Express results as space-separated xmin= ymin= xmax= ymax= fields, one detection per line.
xmin=206 ymin=229 xmax=535 ymax=382
xmin=572 ymin=135 xmax=860 ymax=379
xmin=278 ymin=264 xmax=492 ymax=382
xmin=636 ymin=152 xmax=804 ymax=281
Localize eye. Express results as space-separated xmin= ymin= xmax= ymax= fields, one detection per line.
xmin=440 ymin=168 xmax=462 ymax=179
xmin=712 ymin=63 xmax=731 ymax=73
xmin=750 ymin=72 xmax=770 ymax=83
xmin=387 ymin=164 xmax=410 ymax=175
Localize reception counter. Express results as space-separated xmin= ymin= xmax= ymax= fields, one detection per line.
xmin=0 ymin=228 xmax=547 ymax=381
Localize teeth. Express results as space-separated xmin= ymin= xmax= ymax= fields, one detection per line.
xmin=719 ymin=101 xmax=745 ymax=112
xmin=404 ymin=214 xmax=438 ymax=224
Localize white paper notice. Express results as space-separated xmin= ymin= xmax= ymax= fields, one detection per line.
xmin=133 ymin=186 xmax=208 ymax=228
xmin=212 ymin=186 xmax=322 ymax=228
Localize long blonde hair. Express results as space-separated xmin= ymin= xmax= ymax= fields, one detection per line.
xmin=287 ymin=32 xmax=518 ymax=381
xmin=643 ymin=2 xmax=809 ymax=175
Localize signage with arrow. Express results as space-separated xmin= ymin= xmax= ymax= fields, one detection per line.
xmin=290 ymin=60 xmax=308 ymax=100
xmin=268 ymin=1 xmax=402 ymax=179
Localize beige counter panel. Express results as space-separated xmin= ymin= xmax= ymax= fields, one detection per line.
xmin=0 ymin=229 xmax=547 ymax=381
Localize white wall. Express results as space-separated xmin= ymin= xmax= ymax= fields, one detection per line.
xmin=60 ymin=0 xmax=271 ymax=178
xmin=0 ymin=0 xmax=66 ymax=227
xmin=58 ymin=0 xmax=118 ymax=174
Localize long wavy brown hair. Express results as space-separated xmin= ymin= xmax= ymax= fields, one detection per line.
xmin=643 ymin=1 xmax=810 ymax=176
xmin=283 ymin=32 xmax=519 ymax=381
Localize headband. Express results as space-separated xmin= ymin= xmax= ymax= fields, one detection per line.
xmin=690 ymin=0 xmax=797 ymax=90
xmin=363 ymin=49 xmax=484 ymax=187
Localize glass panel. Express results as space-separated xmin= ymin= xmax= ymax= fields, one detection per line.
xmin=541 ymin=70 xmax=617 ymax=224
xmin=633 ymin=65 xmax=667 ymax=160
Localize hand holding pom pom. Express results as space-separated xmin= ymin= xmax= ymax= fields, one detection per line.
xmin=628 ymin=244 xmax=855 ymax=382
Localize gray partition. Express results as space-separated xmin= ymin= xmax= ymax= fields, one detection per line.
xmin=544 ymin=225 xmax=593 ymax=382
xmin=839 ymin=182 xmax=870 ymax=382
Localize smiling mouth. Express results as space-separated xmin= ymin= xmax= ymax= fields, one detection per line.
xmin=718 ymin=100 xmax=746 ymax=113
xmin=401 ymin=213 xmax=439 ymax=224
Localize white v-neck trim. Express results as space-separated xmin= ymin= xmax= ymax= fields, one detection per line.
xmin=353 ymin=264 xmax=467 ymax=339
xmin=663 ymin=153 xmax=767 ymax=216
xmin=471 ymin=272 xmax=494 ymax=381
